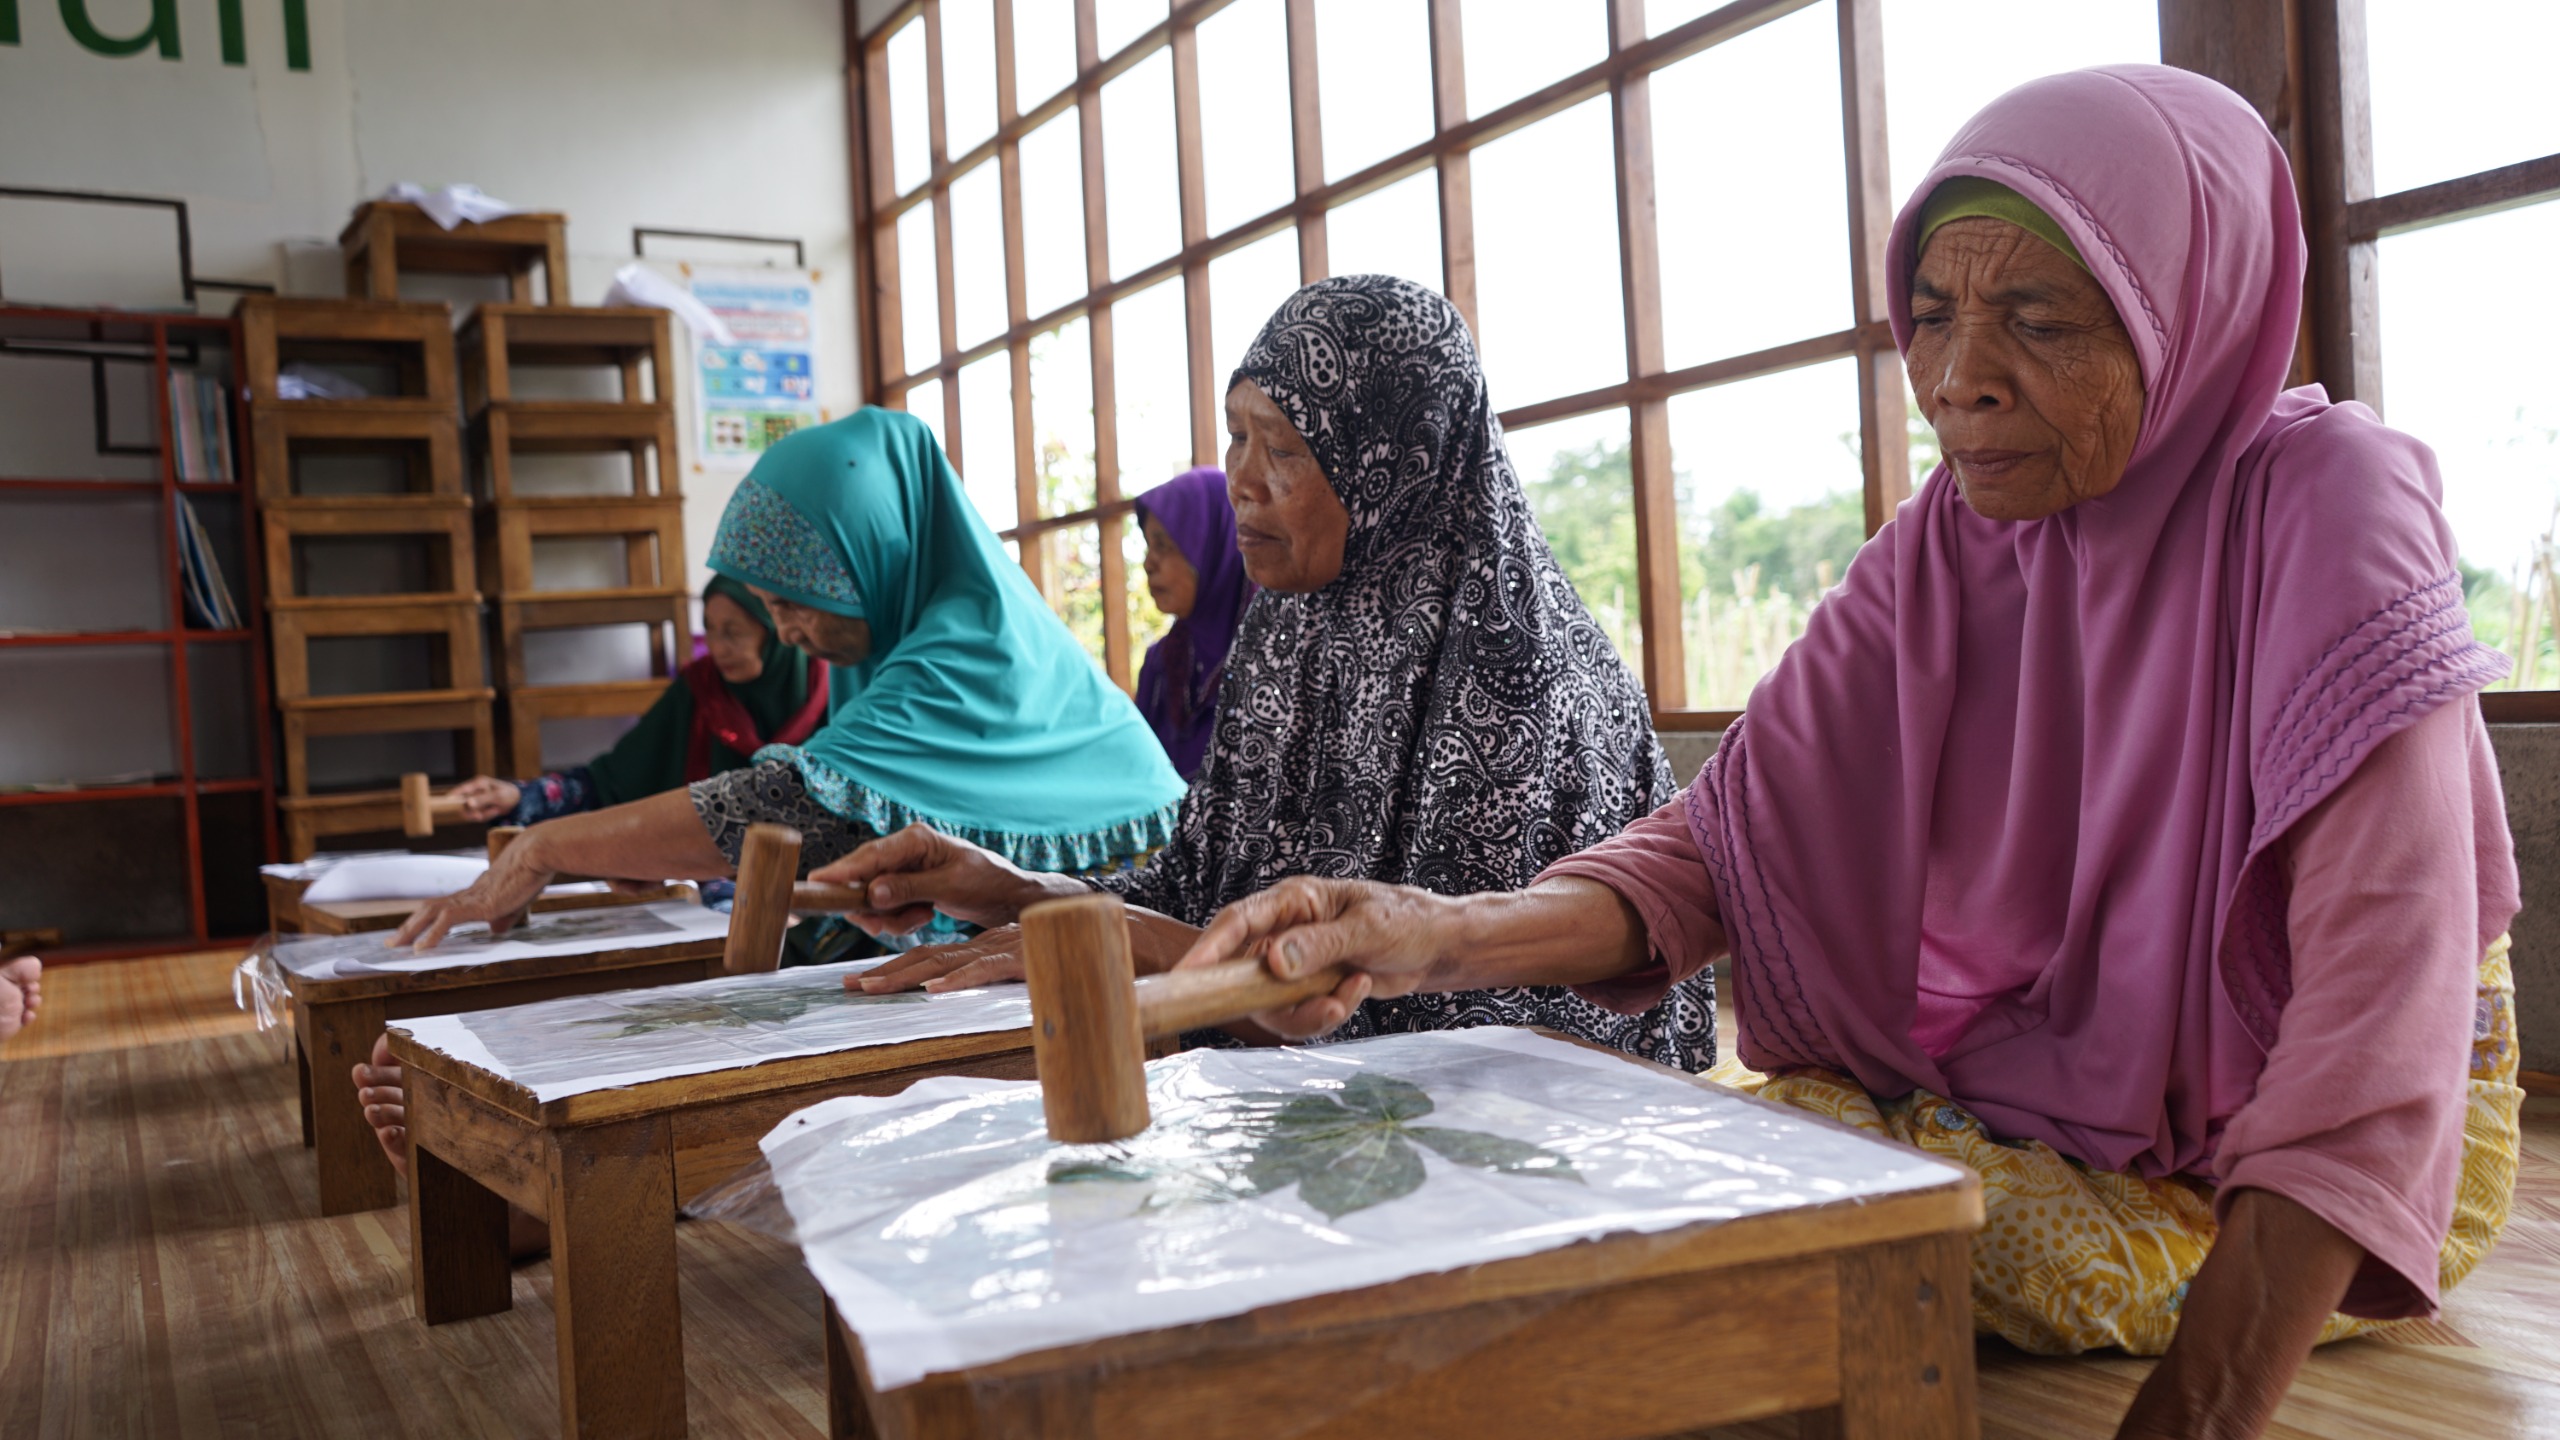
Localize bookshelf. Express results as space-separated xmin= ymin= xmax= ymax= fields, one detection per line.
xmin=0 ymin=305 xmax=281 ymax=959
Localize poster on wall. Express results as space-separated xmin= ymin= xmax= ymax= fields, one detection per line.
xmin=688 ymin=266 xmax=826 ymax=470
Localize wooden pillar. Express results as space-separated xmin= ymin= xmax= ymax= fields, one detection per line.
xmin=1609 ymin=0 xmax=1685 ymax=706
xmin=1170 ymin=11 xmax=1218 ymax=464
xmin=1284 ymin=0 xmax=1327 ymax=282
xmin=2298 ymin=0 xmax=2382 ymax=410
xmin=1427 ymin=0 xmax=1478 ymax=332
xmin=1839 ymin=0 xmax=1910 ymax=533
xmin=1076 ymin=0 xmax=1133 ymax=689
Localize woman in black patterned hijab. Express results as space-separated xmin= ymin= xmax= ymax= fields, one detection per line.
xmin=823 ymin=275 xmax=1714 ymax=1071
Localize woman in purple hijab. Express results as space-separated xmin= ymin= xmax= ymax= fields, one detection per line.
xmin=1155 ymin=67 xmax=2523 ymax=1437
xmin=1131 ymin=466 xmax=1254 ymax=779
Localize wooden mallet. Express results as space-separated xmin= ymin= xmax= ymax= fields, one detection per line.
xmin=399 ymin=772 xmax=471 ymax=837
xmin=724 ymin=822 xmax=806 ymax=974
xmin=1020 ymin=892 xmax=1350 ymax=1143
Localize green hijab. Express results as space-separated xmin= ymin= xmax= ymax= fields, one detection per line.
xmin=706 ymin=407 xmax=1184 ymax=869
xmin=581 ymin=577 xmax=820 ymax=805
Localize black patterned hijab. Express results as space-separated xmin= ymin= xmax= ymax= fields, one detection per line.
xmin=1100 ymin=275 xmax=1711 ymax=1071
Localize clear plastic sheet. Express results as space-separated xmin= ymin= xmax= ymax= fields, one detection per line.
xmin=392 ymin=960 xmax=1033 ymax=1102
xmin=713 ymin=1027 xmax=1963 ymax=1393
xmin=231 ymin=942 xmax=289 ymax=1031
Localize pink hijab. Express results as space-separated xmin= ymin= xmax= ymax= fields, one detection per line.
xmin=1687 ymin=66 xmax=2516 ymax=1177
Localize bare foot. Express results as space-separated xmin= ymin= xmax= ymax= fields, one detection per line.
xmin=0 ymin=955 xmax=40 ymax=1042
xmin=352 ymin=1031 xmax=408 ymax=1181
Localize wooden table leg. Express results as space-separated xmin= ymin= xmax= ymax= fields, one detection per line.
xmin=303 ymin=997 xmax=400 ymax=1215
xmin=410 ymin=1139 xmax=513 ymax=1323
xmin=824 ymin=1299 xmax=881 ymax=1440
xmin=296 ymin=1033 xmax=316 ymax=1148
xmin=1805 ymin=1231 xmax=1977 ymax=1440
xmin=550 ymin=1115 xmax=686 ymax=1440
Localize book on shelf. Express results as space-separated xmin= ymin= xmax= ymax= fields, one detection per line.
xmin=165 ymin=372 xmax=235 ymax=483
xmin=175 ymin=494 xmax=244 ymax=631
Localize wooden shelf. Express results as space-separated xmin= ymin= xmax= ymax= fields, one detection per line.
xmin=0 ymin=777 xmax=262 ymax=809
xmin=0 ymin=477 xmax=162 ymax=495
xmin=0 ymin=629 xmax=255 ymax=648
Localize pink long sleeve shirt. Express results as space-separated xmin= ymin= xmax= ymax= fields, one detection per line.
xmin=1542 ymin=698 xmax=2504 ymax=1318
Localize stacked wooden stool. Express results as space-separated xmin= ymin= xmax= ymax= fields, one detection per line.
xmin=239 ymin=296 xmax=497 ymax=859
xmin=460 ymin=302 xmax=688 ymax=777
xmin=340 ymin=200 xmax=570 ymax=306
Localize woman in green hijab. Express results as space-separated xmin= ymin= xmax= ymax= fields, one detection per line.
xmin=389 ymin=406 xmax=1188 ymax=952
xmin=449 ymin=576 xmax=831 ymax=826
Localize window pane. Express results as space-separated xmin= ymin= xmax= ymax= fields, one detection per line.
xmin=1883 ymin=1 xmax=2155 ymax=207
xmin=1030 ymin=317 xmax=1097 ymax=516
xmin=1511 ymin=407 xmax=1641 ymax=678
xmin=1197 ymin=0 xmax=1297 ymax=236
xmin=902 ymin=376 xmax=949 ymax=455
xmin=1103 ymin=49 xmax=1182 ymax=279
xmin=1124 ymin=510 xmax=1173 ymax=672
xmin=1462 ymin=0 xmax=1607 ymax=119
xmin=1655 ymin=2 xmax=1849 ymax=366
xmin=943 ymin=0 xmax=1001 ymax=157
xmin=2368 ymin=1 xmax=2560 ymax=197
xmin=1470 ymin=97 xmax=1623 ymax=407
xmin=897 ymin=202 xmax=943 ymax=377
xmin=2380 ymin=199 xmax=2560 ymax=690
xmin=888 ymin=19 xmax=934 ymax=197
xmin=1042 ymin=523 xmax=1110 ymax=670
xmin=1013 ymin=0 xmax=1078 ymax=114
xmin=1315 ymin=0 xmax=1433 ymax=183
xmin=1095 ymin=0 xmax=1166 ymax=61
xmin=1667 ymin=357 xmax=1866 ymax=709
xmin=950 ymin=160 xmax=1010 ymax=347
xmin=1209 ymin=230 xmax=1302 ymax=389
xmin=959 ymin=350 xmax=1020 ymax=531
xmin=1019 ymin=110 xmax=1088 ymax=319
xmin=1324 ymin=169 xmax=1442 ymax=296
xmin=1111 ymin=276 xmax=1194 ymax=495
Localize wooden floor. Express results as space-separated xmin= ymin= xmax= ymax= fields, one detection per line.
xmin=4 ymin=954 xmax=2555 ymax=1439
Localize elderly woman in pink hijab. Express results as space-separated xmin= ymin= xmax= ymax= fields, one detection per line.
xmin=1163 ymin=66 xmax=2523 ymax=1439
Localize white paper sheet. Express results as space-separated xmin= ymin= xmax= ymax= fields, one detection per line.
xmin=301 ymin=854 xmax=488 ymax=903
xmin=380 ymin=181 xmax=523 ymax=230
xmin=393 ymin=961 xmax=1033 ymax=1102
xmin=267 ymin=901 xmax=724 ymax=982
xmin=754 ymin=1028 xmax=1965 ymax=1392
xmin=260 ymin=848 xmax=480 ymax=882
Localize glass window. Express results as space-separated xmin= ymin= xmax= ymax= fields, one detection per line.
xmin=1095 ymin=0 xmax=1167 ymax=62
xmin=1197 ymin=0 xmax=1297 ymax=236
xmin=1030 ymin=317 xmax=1098 ymax=516
xmin=1013 ymin=0 xmax=1079 ymax=114
xmin=2379 ymin=199 xmax=2560 ymax=690
xmin=1314 ymin=0 xmax=1434 ymax=183
xmin=1018 ymin=109 xmax=1089 ymax=319
xmin=1666 ymin=357 xmax=1867 ymax=708
xmin=1323 ymin=169 xmax=1443 ymax=297
xmin=1653 ymin=2 xmax=1850 ymax=366
xmin=1462 ymin=0 xmax=1608 ymax=119
xmin=1124 ymin=510 xmax=1174 ymax=671
xmin=1110 ymin=276 xmax=1194 ymax=496
xmin=903 ymin=376 xmax=948 ymax=455
xmin=959 ymin=350 xmax=1020 ymax=531
xmin=896 ymin=202 xmax=943 ymax=378
xmin=888 ymin=18 xmax=934 ymax=196
xmin=1509 ymin=407 xmax=1641 ymax=677
xmin=2367 ymin=1 xmax=2560 ymax=197
xmin=1102 ymin=49 xmax=1183 ymax=279
xmin=942 ymin=0 xmax=1001 ymax=157
xmin=1469 ymin=97 xmax=1624 ymax=407
xmin=1042 ymin=523 xmax=1109 ymax=669
xmin=1209 ymin=229 xmax=1302 ymax=391
xmin=1883 ymin=1 xmax=2157 ymax=206
xmin=950 ymin=160 xmax=1010 ymax=347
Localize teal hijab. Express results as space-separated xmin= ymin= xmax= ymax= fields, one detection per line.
xmin=707 ymin=408 xmax=1184 ymax=868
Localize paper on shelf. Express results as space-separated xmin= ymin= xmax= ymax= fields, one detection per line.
xmin=380 ymin=181 xmax=523 ymax=230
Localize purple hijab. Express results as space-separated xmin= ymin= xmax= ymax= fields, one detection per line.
xmin=1133 ymin=466 xmax=1254 ymax=779
xmin=1689 ymin=66 xmax=2516 ymax=1177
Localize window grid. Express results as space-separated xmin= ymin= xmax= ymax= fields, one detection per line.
xmin=855 ymin=0 xmax=1907 ymax=718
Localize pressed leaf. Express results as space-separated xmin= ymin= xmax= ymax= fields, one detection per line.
xmin=1406 ymin=1126 xmax=1582 ymax=1182
xmin=1338 ymin=1074 xmax=1434 ymax=1122
xmin=1294 ymin=1127 xmax=1428 ymax=1219
xmin=1047 ymin=1159 xmax=1152 ymax=1185
xmin=583 ymin=985 xmax=928 ymax=1038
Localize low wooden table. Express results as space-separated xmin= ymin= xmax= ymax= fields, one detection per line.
xmin=281 ymin=913 xmax=728 ymax=1216
xmin=390 ymin=1020 xmax=1039 ymax=1440
xmin=819 ymin=1057 xmax=1985 ymax=1440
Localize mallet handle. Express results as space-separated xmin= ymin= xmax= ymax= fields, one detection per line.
xmin=724 ymin=823 xmax=804 ymax=974
xmin=789 ymin=881 xmax=872 ymax=913
xmin=1133 ymin=957 xmax=1350 ymax=1039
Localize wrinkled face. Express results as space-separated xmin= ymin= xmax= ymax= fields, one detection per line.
xmin=1140 ymin=514 xmax=1199 ymax=619
xmin=1907 ymin=217 xmax=2146 ymax=522
xmin=1223 ymin=380 xmax=1349 ymax=593
xmin=746 ymin=584 xmax=873 ymax=665
xmin=701 ymin=592 xmax=769 ymax=686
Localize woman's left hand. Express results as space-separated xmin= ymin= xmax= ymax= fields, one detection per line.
xmin=847 ymin=927 xmax=1026 ymax=993
xmin=390 ymin=832 xmax=557 ymax=950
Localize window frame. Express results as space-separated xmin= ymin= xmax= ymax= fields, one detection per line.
xmin=848 ymin=0 xmax=1908 ymax=724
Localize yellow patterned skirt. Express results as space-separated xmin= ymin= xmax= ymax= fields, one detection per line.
xmin=1711 ymin=935 xmax=2523 ymax=1355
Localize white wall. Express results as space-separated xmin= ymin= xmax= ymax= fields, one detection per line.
xmin=0 ymin=0 xmax=858 ymax=783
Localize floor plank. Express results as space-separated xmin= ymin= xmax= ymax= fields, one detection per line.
xmin=2 ymin=950 xmax=261 ymax=1061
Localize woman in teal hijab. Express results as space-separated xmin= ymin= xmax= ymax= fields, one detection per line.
xmin=448 ymin=576 xmax=831 ymax=826
xmin=389 ymin=407 xmax=1187 ymax=952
